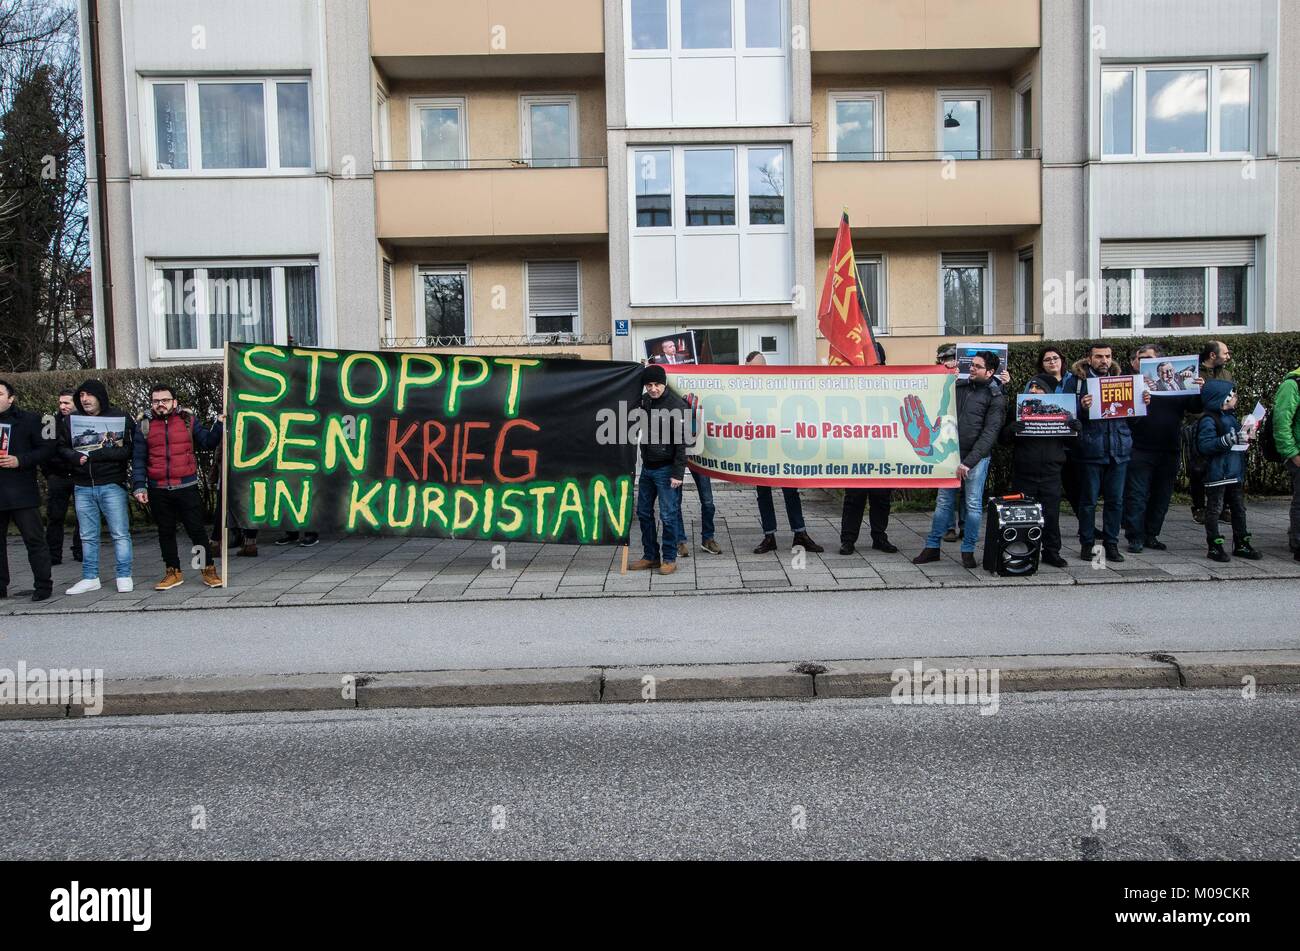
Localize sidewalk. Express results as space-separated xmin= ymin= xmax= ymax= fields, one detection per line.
xmin=4 ymin=483 xmax=1298 ymax=616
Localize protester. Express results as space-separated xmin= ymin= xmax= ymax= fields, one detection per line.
xmin=1062 ymin=343 xmax=1150 ymax=562
xmin=936 ymin=344 xmax=963 ymax=542
xmin=274 ymin=530 xmax=319 ymax=547
xmin=1196 ymin=380 xmax=1261 ymax=562
xmin=840 ymin=342 xmax=896 ymax=555
xmin=1123 ymin=344 xmax=1202 ymax=553
xmin=1030 ymin=347 xmax=1070 ymax=392
xmin=914 ymin=350 xmax=1005 ymax=569
xmin=0 ymin=379 xmax=55 ymax=601
xmin=1273 ymin=364 xmax=1300 ymax=562
xmin=57 ymin=379 xmax=135 ymax=594
xmin=999 ymin=373 xmax=1075 ymax=568
xmin=42 ymin=389 xmax=82 ymax=565
xmin=1189 ymin=340 xmax=1234 ymax=523
xmin=746 ymin=351 xmax=823 ymax=554
xmin=131 ymin=385 xmax=224 ymax=589
xmin=673 ymin=392 xmax=720 ymax=556
xmin=629 ymin=363 xmax=686 ymax=575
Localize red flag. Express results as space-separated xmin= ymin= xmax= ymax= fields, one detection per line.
xmin=817 ymin=212 xmax=879 ymax=366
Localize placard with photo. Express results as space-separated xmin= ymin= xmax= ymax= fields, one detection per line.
xmin=1139 ymin=355 xmax=1200 ymax=395
xmin=956 ymin=342 xmax=1008 ymax=380
xmin=68 ymin=415 xmax=127 ymax=453
xmin=644 ymin=330 xmax=699 ymax=365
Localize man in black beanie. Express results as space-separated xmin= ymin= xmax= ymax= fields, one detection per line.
xmin=630 ymin=364 xmax=688 ymax=576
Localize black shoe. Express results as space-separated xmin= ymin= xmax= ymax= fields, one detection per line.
xmin=960 ymin=552 xmax=977 ymax=569
xmin=912 ymin=548 xmax=941 ymax=565
xmin=1079 ymin=544 xmax=1095 ymax=562
xmin=275 ymin=533 xmax=300 ymax=546
xmin=753 ymin=534 xmax=777 ymax=554
xmin=1042 ymin=551 xmax=1069 ymax=569
xmin=1144 ymin=537 xmax=1167 ymax=551
xmin=298 ymin=533 xmax=320 ymax=548
xmin=0 ymin=586 xmax=7 ymax=598
xmin=1127 ymin=540 xmax=1144 ymax=554
xmin=838 ymin=542 xmax=856 ymax=556
xmin=1207 ymin=539 xmax=1230 ymax=563
xmin=32 ymin=588 xmax=52 ymax=602
xmin=1232 ymin=539 xmax=1263 ymax=561
xmin=1103 ymin=543 xmax=1125 ymax=563
xmin=50 ymin=557 xmax=62 ymax=566
xmin=792 ymin=531 xmax=824 ymax=554
xmin=1191 ymin=508 xmax=1205 ymax=524
xmin=72 ymin=552 xmax=83 ymax=562
xmin=871 ymin=537 xmax=899 ymax=554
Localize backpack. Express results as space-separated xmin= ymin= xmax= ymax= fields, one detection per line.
xmin=1182 ymin=413 xmax=1226 ymax=478
xmin=1260 ymin=373 xmax=1300 ymax=465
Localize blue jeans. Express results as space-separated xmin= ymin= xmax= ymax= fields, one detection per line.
xmin=1122 ymin=448 xmax=1179 ymax=544
xmin=74 ymin=483 xmax=133 ymax=580
xmin=925 ymin=457 xmax=990 ymax=553
xmin=675 ymin=470 xmax=715 ymax=542
xmin=1078 ymin=461 xmax=1129 ymax=547
xmin=756 ymin=487 xmax=804 ymax=535
xmin=637 ymin=466 xmax=681 ymax=563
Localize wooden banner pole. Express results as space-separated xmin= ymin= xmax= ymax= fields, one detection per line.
xmin=620 ymin=544 xmax=629 ymax=575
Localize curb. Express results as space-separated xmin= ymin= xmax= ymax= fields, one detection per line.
xmin=2 ymin=650 xmax=1297 ymax=721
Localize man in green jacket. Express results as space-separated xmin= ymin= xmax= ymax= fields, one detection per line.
xmin=1273 ymin=365 xmax=1300 ymax=562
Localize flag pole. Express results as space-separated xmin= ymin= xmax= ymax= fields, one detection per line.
xmin=220 ymin=343 xmax=230 ymax=588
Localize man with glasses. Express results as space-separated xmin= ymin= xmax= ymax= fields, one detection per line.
xmin=131 ymin=384 xmax=224 ymax=589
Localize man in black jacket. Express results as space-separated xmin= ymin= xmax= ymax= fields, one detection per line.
xmin=629 ymin=364 xmax=687 ymax=576
xmin=999 ymin=374 xmax=1079 ymax=568
xmin=57 ymin=379 xmax=135 ymax=595
xmin=1123 ymin=344 xmax=1202 ymax=553
xmin=0 ymin=379 xmax=56 ymax=601
xmin=42 ymin=389 xmax=82 ymax=564
xmin=914 ymin=351 xmax=1006 ymax=569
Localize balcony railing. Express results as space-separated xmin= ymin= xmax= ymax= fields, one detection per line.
xmin=375 ymin=157 xmax=608 ymax=171
xmin=382 ymin=333 xmax=612 ymax=349
xmin=813 ymin=149 xmax=1041 ymax=162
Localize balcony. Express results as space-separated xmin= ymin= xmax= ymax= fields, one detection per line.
xmin=370 ymin=0 xmax=604 ymax=79
xmin=810 ymin=0 xmax=1039 ymax=73
xmin=375 ymin=159 xmax=609 ymax=245
xmin=813 ymin=153 xmax=1041 ymax=236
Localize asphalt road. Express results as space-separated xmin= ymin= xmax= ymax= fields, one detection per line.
xmin=2 ymin=689 xmax=1296 ymax=860
xmin=1 ymin=579 xmax=1297 ymax=678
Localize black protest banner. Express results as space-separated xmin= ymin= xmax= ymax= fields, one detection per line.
xmin=226 ymin=344 xmax=641 ymax=545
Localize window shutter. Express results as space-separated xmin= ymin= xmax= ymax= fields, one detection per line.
xmin=941 ymin=251 xmax=989 ymax=268
xmin=382 ymin=260 xmax=394 ymax=337
xmin=527 ymin=261 xmax=580 ymax=317
xmin=1100 ymin=239 xmax=1255 ymax=269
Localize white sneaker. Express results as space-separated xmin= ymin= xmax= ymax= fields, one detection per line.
xmin=65 ymin=578 xmax=102 ymax=595
xmin=116 ymin=577 xmax=135 ymax=593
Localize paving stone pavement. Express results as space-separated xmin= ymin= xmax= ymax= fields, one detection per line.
xmin=3 ymin=482 xmax=1297 ymax=616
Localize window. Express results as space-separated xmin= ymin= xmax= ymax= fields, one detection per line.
xmin=374 ymin=88 xmax=391 ymax=163
xmin=382 ymin=260 xmax=394 ymax=341
xmin=1017 ymin=247 xmax=1034 ymax=334
xmin=145 ymin=78 xmax=312 ymax=174
xmin=681 ymin=0 xmax=732 ymax=48
xmin=829 ymin=91 xmax=882 ymax=160
xmin=147 ymin=260 xmax=319 ymax=359
xmin=744 ymin=0 xmax=782 ymax=48
xmin=526 ymin=261 xmax=581 ymax=336
xmin=418 ymin=265 xmax=469 ymax=342
xmin=1099 ymin=239 xmax=1255 ymax=334
xmin=685 ymin=149 xmax=736 ymax=226
xmin=633 ymin=145 xmax=787 ymax=231
xmin=634 ymin=149 xmax=672 ymax=226
xmin=940 ymin=252 xmax=990 ymax=335
xmin=630 ymin=0 xmax=669 ymax=49
xmin=1014 ymin=77 xmax=1032 ymax=157
xmin=939 ymin=90 xmax=990 ymax=160
xmin=411 ymin=98 xmax=466 ymax=169
xmin=747 ymin=147 xmax=784 ymax=225
xmin=858 ymin=255 xmax=885 ymax=333
xmin=1101 ymin=63 xmax=1254 ymax=158
xmin=521 ymin=95 xmax=578 ymax=168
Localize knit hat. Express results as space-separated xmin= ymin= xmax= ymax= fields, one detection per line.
xmin=1028 ymin=373 xmax=1058 ymax=394
xmin=641 ymin=364 xmax=667 ymax=386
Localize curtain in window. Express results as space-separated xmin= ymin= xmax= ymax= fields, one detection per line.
xmin=285 ymin=266 xmax=319 ymax=346
xmin=1143 ymin=267 xmax=1205 ymax=329
xmin=1216 ymin=266 xmax=1246 ymax=327
xmin=276 ymin=83 xmax=312 ymax=168
xmin=160 ymin=268 xmax=197 ymax=350
xmin=207 ymin=267 xmax=273 ymax=348
xmin=153 ymin=84 xmax=188 ymax=170
xmin=199 ymin=83 xmax=267 ymax=169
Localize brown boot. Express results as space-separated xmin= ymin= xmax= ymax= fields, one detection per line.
xmin=659 ymin=561 xmax=677 ymax=575
xmin=154 ymin=567 xmax=184 ymax=591
xmin=753 ymin=534 xmax=777 ymax=554
xmin=912 ymin=548 xmax=941 ymax=565
xmin=627 ymin=558 xmax=660 ymax=571
xmin=237 ymin=542 xmax=258 ymax=557
xmin=201 ymin=564 xmax=223 ymax=587
xmin=792 ymin=531 xmax=824 ymax=554
xmin=678 ymin=541 xmax=690 ymax=559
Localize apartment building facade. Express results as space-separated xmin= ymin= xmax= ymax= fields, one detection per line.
xmin=83 ymin=0 xmax=1299 ymax=370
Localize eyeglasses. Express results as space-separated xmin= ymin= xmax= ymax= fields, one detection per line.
xmin=150 ymin=398 xmax=174 ymax=405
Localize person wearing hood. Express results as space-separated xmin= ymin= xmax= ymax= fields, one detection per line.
xmin=1188 ymin=340 xmax=1235 ymax=523
xmin=998 ymin=373 xmax=1078 ymax=568
xmin=0 ymin=379 xmax=56 ymax=601
xmin=1061 ymin=342 xmax=1150 ymax=563
xmin=629 ymin=363 xmax=687 ymax=576
xmin=57 ymin=379 xmax=135 ymax=594
xmin=1196 ymin=379 xmax=1262 ymax=562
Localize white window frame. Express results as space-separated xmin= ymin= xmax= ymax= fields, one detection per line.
xmin=409 ymin=97 xmax=468 ymax=169
xmin=856 ymin=253 xmax=887 ymax=334
xmin=142 ymin=77 xmax=313 ymax=177
xmin=374 ymin=86 xmax=391 ymax=164
xmin=147 ymin=258 xmax=319 ymax=361
xmin=1099 ymin=264 xmax=1253 ymax=338
xmin=938 ymin=252 xmax=993 ymax=335
xmin=524 ymin=260 xmax=583 ymax=339
xmin=415 ymin=264 xmax=472 ymax=342
xmin=519 ymin=94 xmax=579 ymax=167
xmin=828 ymin=90 xmax=884 ymax=160
xmin=937 ymin=88 xmax=992 ymax=160
xmin=1100 ymin=62 xmax=1257 ymax=161
xmin=1016 ymin=246 xmax=1034 ymax=334
xmin=631 ymin=144 xmax=790 ymax=235
xmin=1013 ymin=73 xmax=1033 ymax=157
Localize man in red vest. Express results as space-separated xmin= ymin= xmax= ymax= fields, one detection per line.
xmin=131 ymin=384 xmax=223 ymax=589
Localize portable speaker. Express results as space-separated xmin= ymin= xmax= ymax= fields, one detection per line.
xmin=981 ymin=495 xmax=1044 ymax=577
